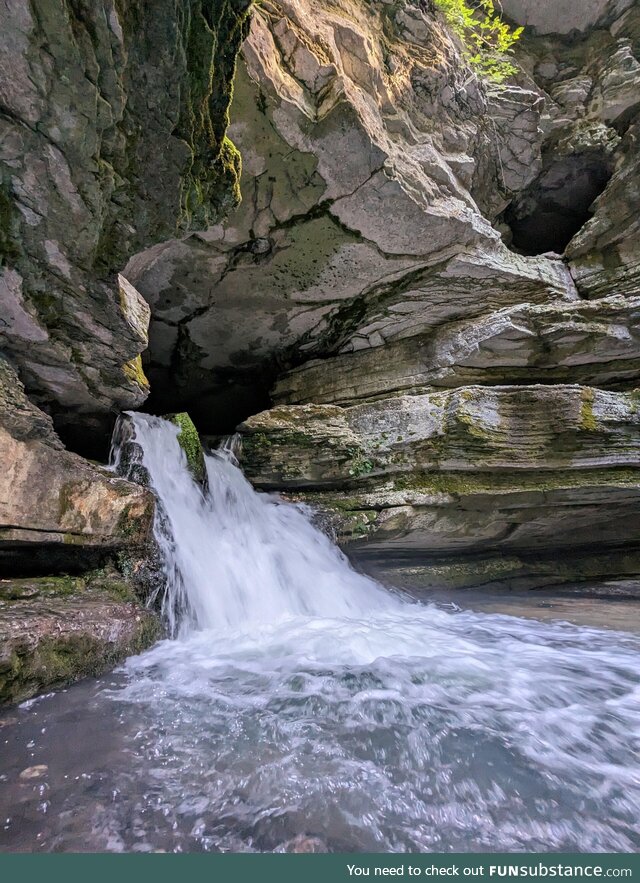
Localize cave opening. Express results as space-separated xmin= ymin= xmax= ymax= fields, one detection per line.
xmin=53 ymin=367 xmax=277 ymax=464
xmin=142 ymin=362 xmax=277 ymax=443
xmin=502 ymin=153 xmax=613 ymax=256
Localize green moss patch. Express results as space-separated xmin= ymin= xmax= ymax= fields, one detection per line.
xmin=177 ymin=0 xmax=253 ymax=229
xmin=0 ymin=178 xmax=19 ymax=266
xmin=0 ymin=569 xmax=162 ymax=704
xmin=168 ymin=412 xmax=206 ymax=483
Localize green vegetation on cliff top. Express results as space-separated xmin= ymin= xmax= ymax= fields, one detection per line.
xmin=434 ymin=0 xmax=523 ymax=83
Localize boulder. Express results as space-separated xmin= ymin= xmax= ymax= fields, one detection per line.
xmin=0 ymin=357 xmax=153 ymax=574
xmin=0 ymin=572 xmax=161 ymax=705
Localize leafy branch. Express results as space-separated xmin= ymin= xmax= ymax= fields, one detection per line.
xmin=434 ymin=0 xmax=523 ymax=83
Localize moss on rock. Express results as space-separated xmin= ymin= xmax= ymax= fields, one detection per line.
xmin=177 ymin=0 xmax=253 ymax=229
xmin=0 ymin=571 xmax=162 ymax=705
xmin=0 ymin=178 xmax=19 ymax=267
xmin=580 ymin=387 xmax=599 ymax=431
xmin=168 ymin=412 xmax=206 ymax=483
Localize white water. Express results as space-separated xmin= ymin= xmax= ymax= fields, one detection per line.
xmin=1 ymin=412 xmax=639 ymax=851
xmin=128 ymin=415 xmax=396 ymax=636
xmin=82 ymin=412 xmax=640 ymax=852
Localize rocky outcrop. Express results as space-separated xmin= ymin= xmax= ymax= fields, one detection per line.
xmin=19 ymin=0 xmax=626 ymax=596
xmin=239 ymin=386 xmax=640 ymax=589
xmin=0 ymin=572 xmax=161 ymax=705
xmin=0 ymin=355 xmax=153 ymax=574
xmin=505 ymin=1 xmax=640 ymax=295
xmin=0 ymin=356 xmax=161 ymax=703
xmin=0 ymin=0 xmax=252 ymax=448
xmin=240 ymin=386 xmax=640 ymax=486
xmin=2 ymin=0 xmax=639 ymax=604
xmin=274 ymin=295 xmax=640 ymax=404
xmin=124 ymin=0 xmax=580 ymax=431
xmin=500 ymin=0 xmax=635 ymax=36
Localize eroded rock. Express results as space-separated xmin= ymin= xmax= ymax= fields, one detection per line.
xmin=275 ymin=295 xmax=640 ymax=404
xmin=0 ymin=0 xmax=252 ymax=440
xmin=238 ymin=386 xmax=640 ymax=589
xmin=0 ymin=572 xmax=161 ymax=705
xmin=0 ymin=356 xmax=153 ymax=574
xmin=125 ymin=0 xmax=578 ymax=432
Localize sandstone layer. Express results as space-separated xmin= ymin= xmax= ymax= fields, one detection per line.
xmin=238 ymin=386 xmax=640 ymax=588
xmin=0 ymin=355 xmax=160 ymax=703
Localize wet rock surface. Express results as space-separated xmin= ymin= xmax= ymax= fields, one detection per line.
xmin=0 ymin=357 xmax=153 ymax=575
xmin=0 ymin=572 xmax=161 ymax=705
xmin=0 ymin=0 xmax=639 ymax=689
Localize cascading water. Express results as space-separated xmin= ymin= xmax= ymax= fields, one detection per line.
xmin=122 ymin=414 xmax=396 ymax=636
xmin=1 ymin=413 xmax=639 ymax=853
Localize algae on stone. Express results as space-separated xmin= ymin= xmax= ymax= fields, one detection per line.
xmin=0 ymin=570 xmax=162 ymax=705
xmin=168 ymin=412 xmax=207 ymax=483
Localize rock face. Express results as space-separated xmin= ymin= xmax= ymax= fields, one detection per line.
xmin=0 ymin=356 xmax=161 ymax=703
xmin=0 ymin=356 xmax=153 ymax=575
xmin=1 ymin=0 xmax=639 ymax=610
xmin=274 ymin=296 xmax=640 ymax=403
xmin=0 ymin=0 xmax=252 ymax=449
xmin=238 ymin=388 xmax=640 ymax=588
xmin=125 ymin=0 xmax=579 ymax=430
xmin=225 ymin=0 xmax=640 ymax=591
xmin=506 ymin=2 xmax=640 ymax=295
xmin=500 ymin=0 xmax=635 ymax=36
xmin=0 ymin=573 xmax=161 ymax=705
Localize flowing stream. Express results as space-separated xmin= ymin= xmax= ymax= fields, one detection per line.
xmin=1 ymin=413 xmax=640 ymax=853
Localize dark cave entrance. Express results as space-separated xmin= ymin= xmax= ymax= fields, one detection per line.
xmin=53 ymin=362 xmax=278 ymax=463
xmin=142 ymin=361 xmax=277 ymax=443
xmin=502 ymin=153 xmax=613 ymax=256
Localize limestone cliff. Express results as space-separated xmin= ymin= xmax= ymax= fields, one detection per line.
xmin=0 ymin=1 xmax=252 ymax=701
xmin=212 ymin=0 xmax=639 ymax=590
xmin=126 ymin=0 xmax=577 ymax=428
xmin=0 ymin=0 xmax=251 ymax=449
xmin=2 ymin=0 xmax=640 ymax=611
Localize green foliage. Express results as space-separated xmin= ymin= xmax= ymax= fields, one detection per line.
xmin=346 ymin=447 xmax=375 ymax=478
xmin=168 ymin=412 xmax=206 ymax=484
xmin=434 ymin=0 xmax=523 ymax=83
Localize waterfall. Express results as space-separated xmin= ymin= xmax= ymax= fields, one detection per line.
xmin=114 ymin=412 xmax=395 ymax=635
xmin=80 ymin=411 xmax=640 ymax=853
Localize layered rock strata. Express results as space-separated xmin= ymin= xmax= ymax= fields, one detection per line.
xmin=125 ymin=0 xmax=578 ymax=429
xmin=0 ymin=356 xmax=153 ymax=574
xmin=0 ymin=572 xmax=161 ymax=705
xmin=226 ymin=0 xmax=640 ymax=590
xmin=0 ymin=356 xmax=160 ymax=702
xmin=2 ymin=0 xmax=639 ymax=612
xmin=238 ymin=387 xmax=640 ymax=588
